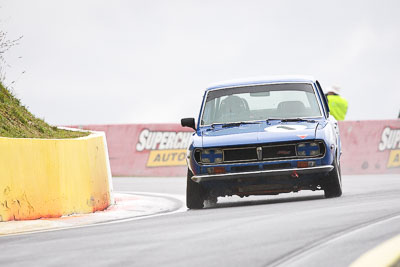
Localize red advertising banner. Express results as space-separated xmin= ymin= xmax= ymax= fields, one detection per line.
xmin=74 ymin=120 xmax=400 ymax=177
xmin=74 ymin=124 xmax=192 ymax=176
xmin=339 ymin=120 xmax=400 ymax=175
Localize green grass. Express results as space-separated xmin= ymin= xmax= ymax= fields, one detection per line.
xmin=0 ymin=82 xmax=88 ymax=139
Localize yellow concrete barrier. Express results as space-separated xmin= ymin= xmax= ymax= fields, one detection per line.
xmin=0 ymin=131 xmax=112 ymax=221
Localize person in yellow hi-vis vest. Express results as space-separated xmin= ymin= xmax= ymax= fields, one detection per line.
xmin=325 ymin=86 xmax=348 ymax=121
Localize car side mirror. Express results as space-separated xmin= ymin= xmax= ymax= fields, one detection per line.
xmin=181 ymin=118 xmax=196 ymax=130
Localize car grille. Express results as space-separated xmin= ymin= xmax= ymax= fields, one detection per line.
xmin=262 ymin=145 xmax=297 ymax=159
xmin=219 ymin=142 xmax=324 ymax=164
xmin=223 ymin=144 xmax=298 ymax=163
xmin=223 ymin=148 xmax=258 ymax=162
xmin=195 ymin=141 xmax=325 ymax=165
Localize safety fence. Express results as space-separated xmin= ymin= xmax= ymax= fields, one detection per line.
xmin=74 ymin=120 xmax=400 ymax=177
xmin=339 ymin=120 xmax=400 ymax=175
xmin=0 ymin=131 xmax=113 ymax=222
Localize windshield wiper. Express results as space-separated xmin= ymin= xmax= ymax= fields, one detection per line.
xmin=280 ymin=118 xmax=317 ymax=123
xmin=220 ymin=121 xmax=261 ymax=128
xmin=210 ymin=123 xmax=223 ymax=128
xmin=265 ymin=118 xmax=283 ymax=124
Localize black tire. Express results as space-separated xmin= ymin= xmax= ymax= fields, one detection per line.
xmin=324 ymin=156 xmax=343 ymax=198
xmin=186 ymin=170 xmax=205 ymax=209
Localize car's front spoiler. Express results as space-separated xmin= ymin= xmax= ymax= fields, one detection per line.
xmin=192 ymin=165 xmax=334 ymax=183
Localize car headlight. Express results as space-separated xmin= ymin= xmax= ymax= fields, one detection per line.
xmin=296 ymin=142 xmax=322 ymax=157
xmin=200 ymin=149 xmax=223 ymax=164
xmin=309 ymin=142 xmax=320 ymax=156
xmin=215 ymin=158 xmax=223 ymax=163
xmin=309 ymin=149 xmax=320 ymax=156
xmin=201 ymin=157 xmax=211 ymax=163
xmin=297 ymin=150 xmax=306 ymax=156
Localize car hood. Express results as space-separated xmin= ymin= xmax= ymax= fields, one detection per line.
xmin=200 ymin=122 xmax=318 ymax=148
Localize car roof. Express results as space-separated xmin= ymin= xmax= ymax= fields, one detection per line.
xmin=206 ymin=75 xmax=317 ymax=91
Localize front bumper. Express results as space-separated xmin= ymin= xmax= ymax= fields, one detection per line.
xmin=192 ymin=165 xmax=334 ymax=183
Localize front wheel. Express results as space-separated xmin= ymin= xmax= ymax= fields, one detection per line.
xmin=186 ymin=170 xmax=205 ymax=209
xmin=324 ymin=156 xmax=342 ymax=198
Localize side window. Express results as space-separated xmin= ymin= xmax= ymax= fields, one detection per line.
xmin=202 ymin=99 xmax=215 ymax=125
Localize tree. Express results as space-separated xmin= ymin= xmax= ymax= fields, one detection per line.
xmin=0 ymin=28 xmax=22 ymax=83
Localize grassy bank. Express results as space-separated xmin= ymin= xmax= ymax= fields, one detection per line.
xmin=0 ymin=82 xmax=88 ymax=139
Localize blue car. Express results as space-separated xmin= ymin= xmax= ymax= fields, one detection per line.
xmin=181 ymin=76 xmax=342 ymax=209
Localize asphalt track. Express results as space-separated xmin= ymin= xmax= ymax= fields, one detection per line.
xmin=1 ymin=174 xmax=399 ymax=267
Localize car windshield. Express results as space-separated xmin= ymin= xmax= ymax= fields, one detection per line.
xmin=201 ymin=83 xmax=322 ymax=126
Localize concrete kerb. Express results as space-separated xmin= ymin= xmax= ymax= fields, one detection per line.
xmin=350 ymin=234 xmax=400 ymax=267
xmin=0 ymin=192 xmax=186 ymax=236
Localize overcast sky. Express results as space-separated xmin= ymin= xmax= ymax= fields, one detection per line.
xmin=1 ymin=0 xmax=399 ymax=125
